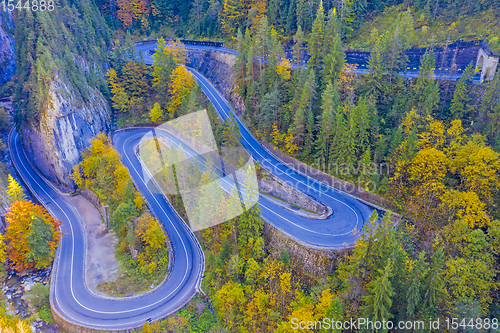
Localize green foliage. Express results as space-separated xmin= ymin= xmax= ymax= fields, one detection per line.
xmin=25 ymin=282 xmax=54 ymax=323
xmin=449 ymin=63 xmax=475 ymax=120
xmin=26 ymin=216 xmax=55 ymax=269
xmin=13 ymin=0 xmax=111 ymax=126
xmin=360 ymin=258 xmax=395 ymax=328
xmin=111 ymin=201 xmax=137 ymax=231
xmin=38 ymin=305 xmax=54 ymax=324
xmin=349 ymin=6 xmax=500 ymax=53
xmin=308 ymin=1 xmax=326 ymax=71
xmin=0 ymin=106 xmax=10 ymax=134
xmin=25 ymin=283 xmax=49 ymax=310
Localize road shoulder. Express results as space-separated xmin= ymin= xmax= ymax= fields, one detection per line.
xmin=61 ymin=194 xmax=120 ymax=297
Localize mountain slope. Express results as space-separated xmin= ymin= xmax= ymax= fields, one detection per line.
xmin=13 ymin=0 xmax=112 ymax=188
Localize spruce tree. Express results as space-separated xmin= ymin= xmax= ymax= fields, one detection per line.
xmin=303 ymin=106 xmax=315 ymax=158
xmin=285 ymin=0 xmax=297 ymax=34
xmin=449 ymin=62 xmax=474 ymax=119
xmin=222 ymin=112 xmax=241 ymax=147
xmin=361 ymin=258 xmax=395 ymax=330
xmin=352 ymin=0 xmax=367 ymax=29
xmin=412 ymin=49 xmax=440 ymax=115
xmin=258 ymin=90 xmax=280 ymax=134
xmin=292 ymin=25 xmax=305 ymax=73
xmin=406 ymin=251 xmax=428 ymax=319
xmin=187 ymin=89 xmax=199 ymax=114
xmin=255 ymin=16 xmax=269 ymax=73
xmin=330 ymin=106 xmax=350 ymax=176
xmin=359 ymin=147 xmax=372 ymax=186
xmin=308 ymin=0 xmax=326 ymax=71
xmin=422 ymin=248 xmax=446 ymax=313
xmin=483 ymin=73 xmax=500 ymax=150
xmin=353 ymin=96 xmax=371 ymax=156
xmin=292 ymin=106 xmax=306 ymax=147
xmin=364 ymin=31 xmax=387 ymax=103
xmin=322 ymin=31 xmax=345 ymax=87
xmin=316 ymin=82 xmax=339 ymax=160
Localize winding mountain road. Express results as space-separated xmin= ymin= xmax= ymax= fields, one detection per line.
xmin=9 ymin=129 xmax=203 ymax=330
xmin=7 ymin=42 xmax=374 ymax=331
xmin=137 ymin=41 xmax=481 ymax=81
xmin=137 ymin=42 xmax=374 ymax=248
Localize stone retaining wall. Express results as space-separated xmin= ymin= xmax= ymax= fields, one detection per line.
xmin=258 ymin=176 xmax=326 ymax=214
xmin=263 ymin=222 xmax=349 ymax=277
xmin=187 ymin=49 xmax=245 ymax=113
xmin=260 ymin=141 xmax=399 ymax=215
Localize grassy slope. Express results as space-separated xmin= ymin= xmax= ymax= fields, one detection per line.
xmin=347 ymin=4 xmax=500 ymax=53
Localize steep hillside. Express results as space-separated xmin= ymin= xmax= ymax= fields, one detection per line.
xmin=348 ymin=5 xmax=500 ymax=53
xmin=0 ymin=10 xmax=15 ymax=86
xmin=13 ymin=0 xmax=112 ymax=189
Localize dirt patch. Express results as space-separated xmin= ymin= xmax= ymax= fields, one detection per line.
xmin=62 ymin=195 xmax=120 ymax=296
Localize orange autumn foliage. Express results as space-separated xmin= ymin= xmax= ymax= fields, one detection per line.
xmin=5 ymin=201 xmax=62 ymax=272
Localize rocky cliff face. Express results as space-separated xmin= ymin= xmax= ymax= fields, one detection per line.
xmin=187 ymin=50 xmax=245 ymax=113
xmin=13 ymin=0 xmax=112 ymax=190
xmin=0 ymin=10 xmax=15 ymax=85
xmin=22 ymin=76 xmax=110 ymax=190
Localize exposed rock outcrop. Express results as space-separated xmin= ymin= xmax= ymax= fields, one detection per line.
xmin=0 ymin=10 xmax=15 ymax=85
xmin=13 ymin=0 xmax=111 ymax=190
xmin=259 ymin=176 xmax=329 ymax=216
xmin=187 ymin=50 xmax=245 ymax=113
xmin=22 ymin=76 xmax=110 ymax=190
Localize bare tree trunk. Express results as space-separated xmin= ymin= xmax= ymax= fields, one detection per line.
xmin=433 ymin=0 xmax=439 ymax=20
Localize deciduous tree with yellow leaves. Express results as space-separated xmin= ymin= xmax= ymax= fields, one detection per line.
xmin=5 ymin=200 xmax=62 ymax=272
xmin=167 ymin=66 xmax=196 ymax=119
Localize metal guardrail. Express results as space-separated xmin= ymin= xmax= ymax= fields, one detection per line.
xmin=180 ymin=40 xmax=223 ymax=48
xmin=135 ymin=39 xmax=223 ymax=48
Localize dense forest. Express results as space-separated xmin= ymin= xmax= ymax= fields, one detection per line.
xmin=96 ymin=0 xmax=500 ymax=41
xmin=13 ymin=0 xmax=111 ymax=126
xmin=4 ymin=0 xmax=500 ymax=330
xmin=102 ymin=0 xmax=500 ymax=331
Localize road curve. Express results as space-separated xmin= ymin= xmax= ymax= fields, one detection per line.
xmin=189 ymin=69 xmax=373 ymax=248
xmin=9 ymin=129 xmax=203 ymax=331
xmin=8 ymin=42 xmax=375 ymax=331
xmin=137 ymin=43 xmax=375 ymax=248
xmin=136 ymin=42 xmax=476 ymax=81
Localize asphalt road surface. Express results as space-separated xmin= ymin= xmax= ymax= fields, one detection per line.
xmin=136 ymin=42 xmax=477 ymax=81
xmin=7 ymin=42 xmax=378 ymax=331
xmin=137 ymin=43 xmax=375 ymax=248
xmin=9 ymin=129 xmax=203 ymax=331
